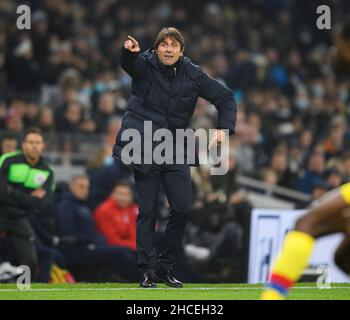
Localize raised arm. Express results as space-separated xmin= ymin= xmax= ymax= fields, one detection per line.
xmin=120 ymin=35 xmax=146 ymax=79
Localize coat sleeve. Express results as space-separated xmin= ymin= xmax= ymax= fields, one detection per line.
xmin=0 ymin=157 xmax=19 ymax=207
xmin=55 ymin=201 xmax=93 ymax=245
xmin=9 ymin=169 xmax=55 ymax=212
xmin=196 ymin=71 xmax=237 ymax=135
xmin=120 ymin=46 xmax=146 ymax=80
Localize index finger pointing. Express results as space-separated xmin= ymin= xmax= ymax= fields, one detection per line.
xmin=128 ymin=36 xmax=138 ymax=44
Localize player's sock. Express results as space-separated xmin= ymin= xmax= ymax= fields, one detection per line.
xmin=260 ymin=231 xmax=315 ymax=300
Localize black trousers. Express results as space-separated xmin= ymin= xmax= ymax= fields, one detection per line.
xmin=134 ymin=163 xmax=192 ymax=274
xmin=0 ymin=216 xmax=38 ymax=280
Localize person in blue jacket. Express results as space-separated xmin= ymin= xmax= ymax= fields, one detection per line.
xmin=113 ymin=27 xmax=237 ymax=288
xmin=55 ymin=175 xmax=137 ymax=282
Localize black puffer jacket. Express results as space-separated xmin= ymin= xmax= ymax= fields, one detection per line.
xmin=113 ymin=47 xmax=237 ymax=173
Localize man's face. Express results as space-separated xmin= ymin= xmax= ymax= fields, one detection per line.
xmin=22 ymin=133 xmax=45 ymax=161
xmin=113 ymin=185 xmax=133 ymax=208
xmin=309 ymin=153 xmax=325 ymax=174
xmin=1 ymin=138 xmax=18 ymax=154
xmin=70 ymin=177 xmax=90 ymax=201
xmin=156 ymin=36 xmax=183 ymax=66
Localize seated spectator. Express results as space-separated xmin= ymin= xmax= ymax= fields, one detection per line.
xmin=298 ymin=151 xmax=326 ymax=194
xmin=55 ymin=175 xmax=137 ymax=282
xmin=191 ymin=165 xmax=226 ymax=208
xmin=266 ymin=146 xmax=299 ymax=189
xmin=87 ymin=144 xmax=133 ymax=210
xmin=94 ymin=180 xmax=137 ymax=252
xmin=184 ymin=203 xmax=243 ymax=282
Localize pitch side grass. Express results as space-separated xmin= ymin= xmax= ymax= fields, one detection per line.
xmin=0 ymin=283 xmax=349 ymax=300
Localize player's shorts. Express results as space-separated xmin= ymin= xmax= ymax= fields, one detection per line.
xmin=340 ymin=183 xmax=350 ymax=205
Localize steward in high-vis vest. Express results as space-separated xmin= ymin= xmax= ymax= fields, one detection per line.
xmin=0 ymin=127 xmax=55 ymax=280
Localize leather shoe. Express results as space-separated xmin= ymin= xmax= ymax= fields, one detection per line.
xmin=139 ymin=272 xmax=156 ymax=288
xmin=155 ymin=267 xmax=183 ymax=288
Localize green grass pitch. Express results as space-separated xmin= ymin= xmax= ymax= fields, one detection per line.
xmin=0 ymin=283 xmax=349 ymax=300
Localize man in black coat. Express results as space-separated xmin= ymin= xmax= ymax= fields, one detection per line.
xmin=113 ymin=27 xmax=237 ymax=288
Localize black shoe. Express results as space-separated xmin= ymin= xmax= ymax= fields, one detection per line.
xmin=155 ymin=268 xmax=183 ymax=288
xmin=139 ymin=272 xmax=156 ymax=288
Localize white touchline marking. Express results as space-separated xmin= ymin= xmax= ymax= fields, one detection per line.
xmin=0 ymin=286 xmax=349 ymax=292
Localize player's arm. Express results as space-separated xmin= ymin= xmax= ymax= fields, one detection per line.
xmin=339 ymin=183 xmax=350 ymax=206
xmin=120 ymin=36 xmax=145 ymax=79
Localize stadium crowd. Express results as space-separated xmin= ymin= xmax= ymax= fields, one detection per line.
xmin=0 ymin=0 xmax=350 ymax=282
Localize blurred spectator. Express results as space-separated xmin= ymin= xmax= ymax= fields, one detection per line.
xmin=260 ymin=168 xmax=278 ymax=186
xmin=93 ymin=92 xmax=117 ymax=133
xmin=23 ymin=102 xmax=40 ymax=128
xmin=325 ymin=169 xmax=343 ymax=189
xmin=37 ymin=107 xmax=56 ymax=146
xmin=94 ymin=181 xmax=137 ymax=251
xmin=0 ymin=102 xmax=6 ymax=130
xmin=55 ymin=175 xmax=137 ymax=281
xmin=323 ymin=116 xmax=346 ymax=160
xmin=0 ymin=132 xmax=18 ymax=155
xmin=184 ymin=204 xmax=243 ymax=282
xmin=191 ymin=165 xmax=226 ymax=208
xmin=87 ymin=144 xmax=133 ymax=210
xmin=104 ymin=116 xmax=122 ymax=145
xmin=56 ymin=102 xmax=82 ymax=133
xmin=6 ymin=115 xmax=23 ymax=134
xmin=298 ymin=152 xmax=326 ymax=194
xmin=267 ymin=146 xmax=299 ymax=189
xmin=340 ymin=152 xmax=350 ymax=182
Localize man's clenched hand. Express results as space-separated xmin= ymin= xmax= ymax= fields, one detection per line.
xmin=208 ymin=129 xmax=226 ymax=150
xmin=31 ymin=188 xmax=46 ymax=199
